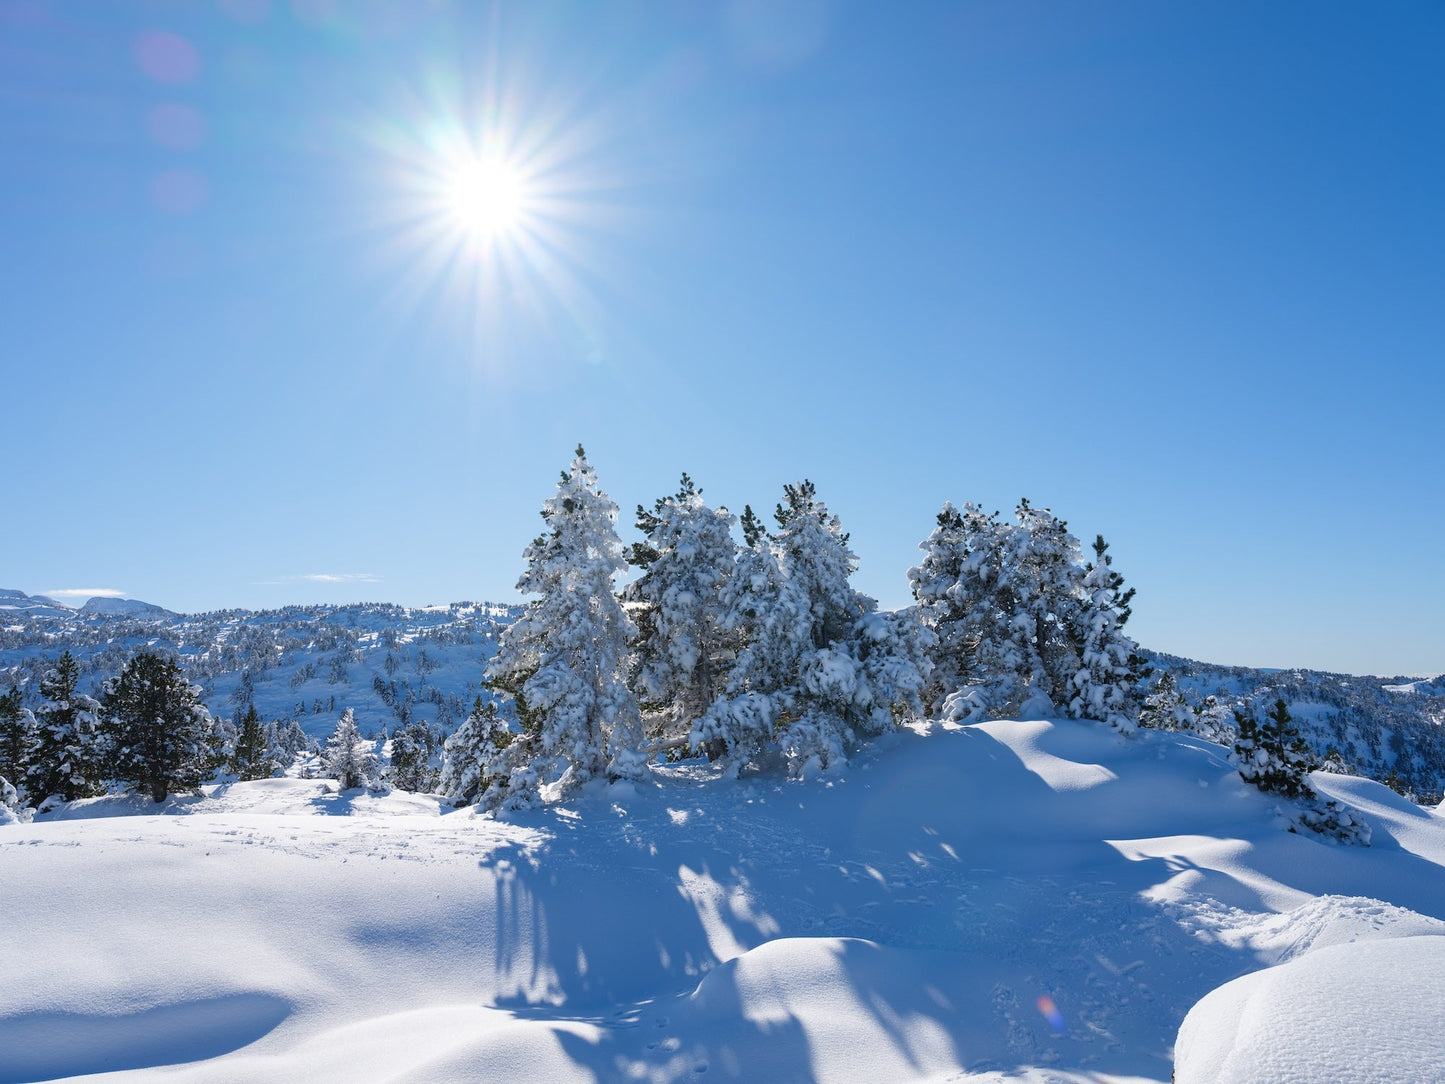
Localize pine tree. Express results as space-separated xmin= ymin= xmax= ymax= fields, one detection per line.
xmin=322 ymin=708 xmax=380 ymax=791
xmin=439 ymin=697 xmax=513 ymax=806
xmin=27 ymin=651 xmax=103 ymax=803
xmin=0 ymin=686 xmax=36 ymax=804
xmin=231 ymin=704 xmax=276 ymax=781
xmin=1067 ymin=536 xmax=1142 ymax=732
xmin=625 ymin=474 xmax=738 ymax=749
xmin=103 ymin=652 xmax=218 ymax=803
xmin=484 ymin=446 xmax=643 ymax=808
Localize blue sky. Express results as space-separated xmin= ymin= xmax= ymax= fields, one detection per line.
xmin=3 ymin=1 xmax=1442 ymax=676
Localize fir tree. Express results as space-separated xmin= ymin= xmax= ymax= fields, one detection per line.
xmin=439 ymin=697 xmax=513 ymax=806
xmin=231 ymin=704 xmax=275 ymax=781
xmin=27 ymin=651 xmax=103 ymax=803
xmin=322 ymin=708 xmax=381 ymax=791
xmin=103 ymin=652 xmax=218 ymax=803
xmin=484 ymin=446 xmax=643 ymax=808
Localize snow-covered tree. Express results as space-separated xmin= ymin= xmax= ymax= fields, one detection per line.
xmin=28 ymin=651 xmax=103 ymax=803
xmin=0 ymin=686 xmax=36 ymax=805
xmin=267 ymin=717 xmax=312 ymax=769
xmin=1235 ymin=698 xmax=1313 ymax=800
xmin=996 ymin=499 xmax=1085 ymax=716
xmin=103 ymin=652 xmax=219 ymax=803
xmin=695 ymin=480 xmax=930 ymax=777
xmin=0 ymin=775 xmax=29 ymax=826
xmin=439 ymin=697 xmax=512 ymax=806
xmin=909 ymin=502 xmax=1005 ymax=716
xmin=388 ymin=719 xmax=438 ymax=793
xmin=1067 ymin=536 xmax=1142 ymax=732
xmin=626 ymin=474 xmax=738 ymax=749
xmin=1138 ymin=671 xmax=1198 ymax=732
xmin=231 ymin=704 xmax=276 ymax=781
xmin=1234 ymin=698 xmax=1369 ymax=844
xmin=322 ymin=708 xmax=381 ymax=791
xmin=484 ymin=447 xmax=643 ymax=808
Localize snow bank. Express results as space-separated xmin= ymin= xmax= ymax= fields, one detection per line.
xmin=5 ymin=718 xmax=1445 ymax=1082
xmin=1174 ymin=936 xmax=1445 ymax=1083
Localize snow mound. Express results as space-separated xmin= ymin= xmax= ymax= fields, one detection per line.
xmin=1174 ymin=935 xmax=1445 ymax=1084
xmin=0 ymin=993 xmax=292 ymax=1084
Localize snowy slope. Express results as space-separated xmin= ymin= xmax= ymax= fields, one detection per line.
xmin=6 ymin=717 xmax=1445 ymax=1082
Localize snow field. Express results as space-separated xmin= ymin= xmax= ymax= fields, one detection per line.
xmin=5 ymin=718 xmax=1445 ymax=1082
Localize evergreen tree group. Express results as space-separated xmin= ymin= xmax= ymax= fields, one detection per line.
xmin=909 ymin=503 xmax=1143 ymax=728
xmin=467 ymin=451 xmax=932 ymax=809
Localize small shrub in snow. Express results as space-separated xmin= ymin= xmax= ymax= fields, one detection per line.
xmin=0 ymin=775 xmax=30 ymax=825
xmin=1234 ymin=698 xmax=1369 ymax=845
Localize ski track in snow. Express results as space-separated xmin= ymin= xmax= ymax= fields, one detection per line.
xmin=5 ymin=719 xmax=1445 ymax=1083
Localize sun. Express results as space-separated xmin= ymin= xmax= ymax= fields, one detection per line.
xmin=447 ymin=158 xmax=527 ymax=239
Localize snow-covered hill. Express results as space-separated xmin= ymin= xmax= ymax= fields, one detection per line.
xmin=0 ymin=595 xmax=520 ymax=741
xmin=5 ymin=717 xmax=1445 ymax=1082
xmin=1146 ymin=650 xmax=1445 ymax=799
xmin=2 ymin=591 xmax=1441 ymax=794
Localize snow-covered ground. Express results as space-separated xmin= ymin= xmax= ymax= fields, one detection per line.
xmin=6 ymin=718 xmax=1445 ymax=1082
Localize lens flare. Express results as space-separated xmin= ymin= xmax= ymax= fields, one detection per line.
xmin=1036 ymin=995 xmax=1067 ymax=1034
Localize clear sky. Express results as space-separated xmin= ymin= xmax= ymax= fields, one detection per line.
xmin=3 ymin=1 xmax=1442 ymax=676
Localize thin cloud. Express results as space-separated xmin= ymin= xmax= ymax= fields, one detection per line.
xmin=46 ymin=588 xmax=126 ymax=601
xmin=256 ymin=573 xmax=381 ymax=586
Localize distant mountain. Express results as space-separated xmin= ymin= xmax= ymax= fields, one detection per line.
xmin=0 ymin=589 xmax=74 ymax=619
xmin=1146 ymin=650 xmax=1445 ymax=800
xmin=79 ymin=596 xmax=176 ymax=619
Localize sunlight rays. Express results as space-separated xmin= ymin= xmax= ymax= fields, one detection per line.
xmin=357 ymin=47 xmax=636 ymax=381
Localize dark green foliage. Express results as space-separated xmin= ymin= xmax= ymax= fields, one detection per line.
xmin=1234 ymin=699 xmax=1314 ymax=800
xmin=28 ymin=651 xmax=103 ymax=802
xmin=389 ymin=719 xmax=438 ymax=793
xmin=739 ymin=504 xmax=767 ymax=548
xmin=104 ymin=652 xmax=217 ymax=803
xmin=0 ymin=686 xmax=34 ymax=793
xmin=231 ymin=704 xmax=275 ymax=781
